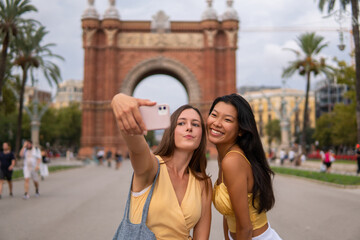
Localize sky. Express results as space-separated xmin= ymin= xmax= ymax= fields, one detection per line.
xmin=24 ymin=0 xmax=353 ymax=111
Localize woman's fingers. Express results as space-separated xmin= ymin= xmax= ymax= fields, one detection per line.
xmin=133 ymin=98 xmax=156 ymax=133
xmin=123 ymin=105 xmax=143 ymax=134
xmin=136 ymin=98 xmax=157 ymax=107
xmin=111 ymin=94 xmax=155 ymax=135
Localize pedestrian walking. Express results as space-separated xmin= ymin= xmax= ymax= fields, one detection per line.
xmin=111 ymin=93 xmax=212 ymax=240
xmin=300 ymin=153 xmax=306 ymax=163
xmin=0 ymin=142 xmax=16 ymax=199
xmin=40 ymin=148 xmax=49 ymax=180
xmin=323 ymin=149 xmax=334 ymax=173
xmin=106 ymin=150 xmax=112 ymax=168
xmin=288 ymin=148 xmax=295 ymax=164
xmin=208 ymin=94 xmax=282 ymax=240
xmin=114 ymin=149 xmax=123 ymax=170
xmin=97 ymin=148 xmax=104 ymax=165
xmin=279 ymin=149 xmax=286 ymax=165
xmin=19 ymin=140 xmax=41 ymax=199
xmin=320 ymin=149 xmax=325 ymax=162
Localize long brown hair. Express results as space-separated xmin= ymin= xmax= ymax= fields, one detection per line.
xmin=154 ymin=105 xmax=210 ymax=193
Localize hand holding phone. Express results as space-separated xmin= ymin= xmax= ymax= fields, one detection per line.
xmin=139 ymin=104 xmax=170 ymax=131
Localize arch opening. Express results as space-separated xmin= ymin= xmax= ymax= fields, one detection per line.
xmin=120 ymin=56 xmax=202 ymax=104
xmin=133 ymin=74 xmax=189 ymax=113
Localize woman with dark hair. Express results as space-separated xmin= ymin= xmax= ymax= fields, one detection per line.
xmin=111 ymin=93 xmax=212 ymax=240
xmin=208 ymin=93 xmax=281 ymax=240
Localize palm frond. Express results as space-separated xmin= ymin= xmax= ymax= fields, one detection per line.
xmin=12 ymin=22 xmax=64 ymax=89
xmin=317 ymin=0 xmax=350 ymax=13
xmin=282 ymin=61 xmax=300 ymax=78
xmin=283 ymin=47 xmax=301 ymax=57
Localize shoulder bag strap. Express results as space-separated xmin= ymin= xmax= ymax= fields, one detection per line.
xmin=141 ymin=158 xmax=160 ymax=223
xmin=123 ymin=158 xmax=160 ymax=221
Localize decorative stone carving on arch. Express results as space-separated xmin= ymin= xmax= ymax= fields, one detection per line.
xmin=120 ymin=56 xmax=202 ymax=104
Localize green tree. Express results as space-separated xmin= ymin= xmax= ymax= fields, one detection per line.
xmin=265 ymin=119 xmax=281 ymax=152
xmin=317 ymin=0 xmax=360 ymax=144
xmin=0 ymin=78 xmax=17 ymax=114
xmin=13 ymin=23 xmax=63 ymax=154
xmin=335 ymin=59 xmax=356 ymax=100
xmin=39 ymin=106 xmax=57 ymax=146
xmin=144 ymin=130 xmax=157 ymax=147
xmin=0 ymin=109 xmax=30 ymax=149
xmin=282 ymin=32 xmax=333 ymax=153
xmin=313 ymin=60 xmax=356 ymax=148
xmin=55 ymin=103 xmax=82 ymax=150
xmin=332 ymin=103 xmax=357 ymax=146
xmin=0 ymin=111 xmax=17 ymax=147
xmin=0 ymin=0 xmax=37 ymax=101
xmin=313 ymin=113 xmax=333 ymax=147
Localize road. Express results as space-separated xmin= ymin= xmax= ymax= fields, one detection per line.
xmin=0 ymin=159 xmax=359 ymax=240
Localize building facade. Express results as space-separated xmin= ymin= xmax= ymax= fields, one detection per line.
xmin=24 ymin=86 xmax=52 ymax=106
xmin=242 ymin=88 xmax=315 ymax=150
xmin=53 ymin=79 xmax=83 ymax=109
xmin=315 ymin=78 xmax=351 ymax=118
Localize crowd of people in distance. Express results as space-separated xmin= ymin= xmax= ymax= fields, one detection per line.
xmin=96 ymin=148 xmax=124 ymax=170
xmin=267 ymin=143 xmax=306 ymax=166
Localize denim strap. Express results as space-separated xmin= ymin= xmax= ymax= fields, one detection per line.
xmin=123 ymin=158 xmax=160 ymax=222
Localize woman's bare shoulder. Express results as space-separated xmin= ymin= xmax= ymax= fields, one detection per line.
xmin=222 ymin=151 xmax=251 ymax=176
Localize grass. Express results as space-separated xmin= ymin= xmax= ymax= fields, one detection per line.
xmin=11 ymin=165 xmax=81 ymax=180
xmin=272 ymin=166 xmax=360 ymax=186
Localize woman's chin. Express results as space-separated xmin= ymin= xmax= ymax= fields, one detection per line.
xmin=208 ymin=136 xmax=223 ymax=145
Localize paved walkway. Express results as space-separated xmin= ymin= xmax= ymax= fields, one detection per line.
xmin=0 ymin=159 xmax=359 ymax=240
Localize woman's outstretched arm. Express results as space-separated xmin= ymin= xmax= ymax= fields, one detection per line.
xmin=111 ymin=93 xmax=158 ymax=191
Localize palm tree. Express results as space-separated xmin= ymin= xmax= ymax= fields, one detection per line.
xmin=0 ymin=0 xmax=37 ymax=101
xmin=13 ymin=23 xmax=63 ymax=154
xmin=317 ymin=0 xmax=360 ymax=146
xmin=282 ymin=32 xmax=334 ymax=154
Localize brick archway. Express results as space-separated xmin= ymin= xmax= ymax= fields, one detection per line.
xmin=79 ymin=10 xmax=239 ymax=157
xmin=121 ymin=56 xmax=201 ymax=104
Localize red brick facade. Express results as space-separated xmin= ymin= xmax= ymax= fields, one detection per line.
xmin=79 ymin=18 xmax=238 ymax=157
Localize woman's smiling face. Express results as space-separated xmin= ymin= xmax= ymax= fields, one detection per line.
xmin=207 ymin=101 xmax=240 ymax=146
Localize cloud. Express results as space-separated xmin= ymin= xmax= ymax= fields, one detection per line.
xmin=21 ymin=0 xmax=352 ymax=101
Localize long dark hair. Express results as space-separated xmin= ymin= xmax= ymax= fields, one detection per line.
xmin=209 ymin=93 xmax=275 ymax=213
xmin=154 ymin=105 xmax=210 ymax=192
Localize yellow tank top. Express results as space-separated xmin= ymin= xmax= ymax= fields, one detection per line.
xmin=212 ymin=151 xmax=268 ymax=232
xmin=130 ymin=156 xmax=202 ymax=240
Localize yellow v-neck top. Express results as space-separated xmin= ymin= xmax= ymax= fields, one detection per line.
xmin=129 ymin=156 xmax=202 ymax=240
xmin=212 ymin=151 xmax=268 ymax=233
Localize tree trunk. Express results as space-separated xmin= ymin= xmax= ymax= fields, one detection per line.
xmin=350 ymin=0 xmax=360 ymax=143
xmin=15 ymin=67 xmax=28 ymax=157
xmin=301 ymin=71 xmax=311 ymax=155
xmin=0 ymin=32 xmax=9 ymax=102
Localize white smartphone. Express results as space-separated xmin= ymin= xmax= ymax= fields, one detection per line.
xmin=139 ymin=104 xmax=171 ymax=130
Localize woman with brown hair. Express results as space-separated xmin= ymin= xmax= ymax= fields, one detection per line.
xmin=111 ymin=93 xmax=212 ymax=240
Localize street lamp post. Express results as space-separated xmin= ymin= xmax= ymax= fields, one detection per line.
xmin=30 ymin=84 xmax=41 ymax=147
xmin=8 ymin=79 xmax=56 ymax=147
xmin=279 ymin=89 xmax=290 ymax=151
xmin=258 ymin=80 xmax=304 ymax=153
xmin=323 ymin=5 xmax=351 ymax=51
